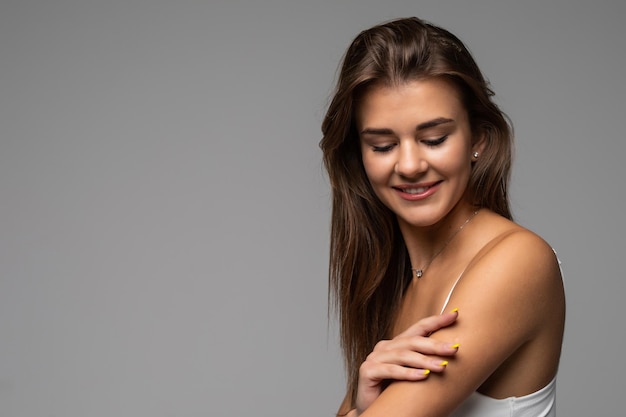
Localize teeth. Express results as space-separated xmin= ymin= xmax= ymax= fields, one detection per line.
xmin=404 ymin=187 xmax=428 ymax=194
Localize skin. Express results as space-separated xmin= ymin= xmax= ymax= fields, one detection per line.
xmin=352 ymin=312 xmax=461 ymax=415
xmin=340 ymin=79 xmax=565 ymax=417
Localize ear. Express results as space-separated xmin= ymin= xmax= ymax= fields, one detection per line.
xmin=471 ymin=131 xmax=487 ymax=159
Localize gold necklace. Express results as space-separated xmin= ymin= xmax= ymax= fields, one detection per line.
xmin=411 ymin=209 xmax=480 ymax=279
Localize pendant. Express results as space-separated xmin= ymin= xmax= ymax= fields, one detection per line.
xmin=415 ymin=269 xmax=423 ymax=278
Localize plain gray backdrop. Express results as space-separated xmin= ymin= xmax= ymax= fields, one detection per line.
xmin=1 ymin=0 xmax=624 ymax=416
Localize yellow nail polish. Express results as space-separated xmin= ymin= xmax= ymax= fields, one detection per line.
xmin=450 ymin=307 xmax=459 ymax=313
xmin=451 ymin=343 xmax=460 ymax=349
xmin=423 ymin=369 xmax=431 ymax=375
xmin=440 ymin=360 xmax=449 ymax=366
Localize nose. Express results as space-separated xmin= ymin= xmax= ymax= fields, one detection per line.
xmin=395 ymin=142 xmax=427 ymax=178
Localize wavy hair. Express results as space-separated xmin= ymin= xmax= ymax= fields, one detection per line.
xmin=319 ymin=17 xmax=513 ymax=406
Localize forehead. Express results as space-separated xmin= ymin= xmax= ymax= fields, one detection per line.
xmin=355 ymin=78 xmax=467 ymax=128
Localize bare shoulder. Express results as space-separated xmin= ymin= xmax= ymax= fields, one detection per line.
xmin=472 ymin=219 xmax=562 ymax=291
xmin=456 ymin=216 xmax=565 ymax=336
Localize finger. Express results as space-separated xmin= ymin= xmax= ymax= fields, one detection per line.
xmin=368 ymin=348 xmax=454 ymax=372
xmin=398 ymin=309 xmax=459 ymax=338
xmin=403 ymin=338 xmax=460 ymax=357
xmin=371 ymin=336 xmax=458 ymax=357
xmin=360 ymin=362 xmax=432 ymax=384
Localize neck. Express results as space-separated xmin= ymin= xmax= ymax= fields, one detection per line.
xmin=400 ymin=201 xmax=479 ymax=273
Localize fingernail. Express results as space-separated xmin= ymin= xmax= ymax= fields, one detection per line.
xmin=451 ymin=343 xmax=460 ymax=349
xmin=439 ymin=360 xmax=449 ymax=366
xmin=423 ymin=369 xmax=431 ymax=375
xmin=450 ymin=307 xmax=459 ymax=313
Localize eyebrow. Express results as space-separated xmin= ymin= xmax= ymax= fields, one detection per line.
xmin=416 ymin=117 xmax=454 ymax=130
xmin=360 ymin=117 xmax=454 ymax=135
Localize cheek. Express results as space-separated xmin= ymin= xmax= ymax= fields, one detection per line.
xmin=436 ymin=146 xmax=471 ymax=176
xmin=361 ymin=158 xmax=394 ymax=205
xmin=361 ymin=156 xmax=390 ymax=186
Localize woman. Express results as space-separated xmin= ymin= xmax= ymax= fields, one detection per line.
xmin=320 ymin=17 xmax=565 ymax=417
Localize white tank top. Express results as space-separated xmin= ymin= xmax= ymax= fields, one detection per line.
xmin=440 ymin=253 xmax=561 ymax=417
xmin=449 ymin=377 xmax=556 ymax=417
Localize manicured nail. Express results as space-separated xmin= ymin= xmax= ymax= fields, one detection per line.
xmin=439 ymin=360 xmax=449 ymax=366
xmin=423 ymin=369 xmax=431 ymax=375
xmin=451 ymin=343 xmax=460 ymax=349
xmin=450 ymin=307 xmax=459 ymax=313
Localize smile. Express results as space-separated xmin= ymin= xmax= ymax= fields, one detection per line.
xmin=403 ymin=187 xmax=430 ymax=194
xmin=393 ymin=181 xmax=442 ymax=200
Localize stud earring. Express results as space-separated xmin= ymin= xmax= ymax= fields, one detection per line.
xmin=472 ymin=151 xmax=479 ymax=159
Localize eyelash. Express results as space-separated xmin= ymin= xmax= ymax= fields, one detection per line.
xmin=372 ymin=144 xmax=395 ymax=153
xmin=423 ymin=135 xmax=449 ymax=147
xmin=371 ymin=135 xmax=448 ymax=153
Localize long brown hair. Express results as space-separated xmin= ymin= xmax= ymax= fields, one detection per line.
xmin=319 ymin=17 xmax=513 ymax=405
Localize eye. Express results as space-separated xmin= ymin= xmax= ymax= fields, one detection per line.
xmin=372 ymin=144 xmax=396 ymax=153
xmin=422 ymin=135 xmax=448 ymax=147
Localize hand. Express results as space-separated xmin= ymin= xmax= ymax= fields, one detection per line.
xmin=355 ymin=310 xmax=460 ymax=415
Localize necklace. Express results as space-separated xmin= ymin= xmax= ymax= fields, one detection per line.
xmin=411 ymin=209 xmax=480 ymax=279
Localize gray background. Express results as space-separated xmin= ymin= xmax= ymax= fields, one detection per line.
xmin=1 ymin=0 xmax=624 ymax=416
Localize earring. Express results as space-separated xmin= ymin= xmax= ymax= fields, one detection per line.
xmin=472 ymin=151 xmax=479 ymax=159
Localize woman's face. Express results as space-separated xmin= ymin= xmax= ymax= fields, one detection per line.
xmin=356 ymin=78 xmax=483 ymax=228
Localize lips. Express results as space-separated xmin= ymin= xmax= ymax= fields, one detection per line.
xmin=393 ymin=181 xmax=442 ymax=200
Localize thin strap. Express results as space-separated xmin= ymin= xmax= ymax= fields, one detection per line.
xmin=552 ymin=248 xmax=563 ymax=274
xmin=439 ymin=265 xmax=470 ymax=315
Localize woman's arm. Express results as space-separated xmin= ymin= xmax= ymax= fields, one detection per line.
xmin=337 ymin=312 xmax=461 ymax=416
xmin=360 ymin=231 xmax=565 ymax=417
xmin=355 ymin=312 xmax=460 ymax=414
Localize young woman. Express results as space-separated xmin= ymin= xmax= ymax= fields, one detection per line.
xmin=320 ymin=17 xmax=565 ymax=417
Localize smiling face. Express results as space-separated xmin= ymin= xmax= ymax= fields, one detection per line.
xmin=356 ymin=78 xmax=484 ymax=229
